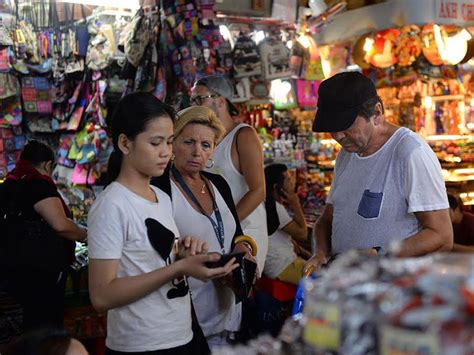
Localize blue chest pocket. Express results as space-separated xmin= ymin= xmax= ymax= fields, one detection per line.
xmin=357 ymin=189 xmax=383 ymax=219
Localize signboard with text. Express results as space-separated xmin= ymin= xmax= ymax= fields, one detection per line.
xmin=435 ymin=0 xmax=474 ymax=24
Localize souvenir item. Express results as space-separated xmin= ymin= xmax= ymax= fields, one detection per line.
xmin=71 ymin=163 xmax=96 ymax=185
xmin=271 ymin=79 xmax=298 ymax=110
xmin=367 ymin=29 xmax=399 ymax=68
xmin=0 ymin=48 xmax=9 ymax=72
xmin=122 ymin=9 xmax=152 ymax=67
xmin=0 ymin=23 xmax=13 ymax=46
xmin=324 ymin=44 xmax=348 ymax=76
xmin=21 ymin=76 xmax=52 ymax=114
xmin=0 ymin=73 xmax=19 ymax=99
xmin=231 ymin=77 xmax=251 ymax=103
xmin=395 ymin=25 xmax=422 ymax=67
xmin=352 ymin=34 xmax=372 ymax=69
xmin=259 ymin=37 xmax=292 ymax=80
xmin=422 ymin=24 xmax=444 ymax=66
xmin=300 ymin=35 xmax=324 ymax=81
xmin=232 ymin=33 xmax=262 ymax=78
xmin=297 ymin=80 xmax=320 ymax=108
xmin=86 ymin=23 xmax=114 ymax=71
xmin=289 ymin=40 xmax=305 ymax=77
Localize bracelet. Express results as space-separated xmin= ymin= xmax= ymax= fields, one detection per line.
xmin=234 ymin=235 xmax=258 ymax=257
xmin=240 ymin=241 xmax=254 ymax=255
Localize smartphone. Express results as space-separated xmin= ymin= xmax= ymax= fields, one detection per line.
xmin=205 ymin=252 xmax=246 ymax=268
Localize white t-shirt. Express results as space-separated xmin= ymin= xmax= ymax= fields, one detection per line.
xmin=263 ymin=202 xmax=296 ymax=279
xmin=327 ymin=127 xmax=449 ymax=253
xmin=87 ymin=182 xmax=192 ymax=352
xmin=170 ymin=180 xmax=242 ymax=337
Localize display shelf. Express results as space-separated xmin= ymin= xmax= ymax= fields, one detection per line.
xmin=442 ymin=168 xmax=474 ymax=183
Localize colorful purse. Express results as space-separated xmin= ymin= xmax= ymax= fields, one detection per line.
xmin=0 ymin=97 xmax=22 ymax=127
xmin=296 ymin=80 xmax=320 ymax=108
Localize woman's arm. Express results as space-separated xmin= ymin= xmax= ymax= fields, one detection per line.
xmin=280 ymin=180 xmax=307 ymax=241
xmin=34 ymin=197 xmax=87 ymax=241
xmin=89 ymin=253 xmax=238 ymax=313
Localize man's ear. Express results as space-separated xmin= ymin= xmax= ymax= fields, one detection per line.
xmin=373 ymin=102 xmax=384 ymax=125
xmin=218 ymin=96 xmax=227 ymax=110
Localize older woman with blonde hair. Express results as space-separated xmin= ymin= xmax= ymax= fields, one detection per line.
xmin=151 ymin=106 xmax=258 ymax=348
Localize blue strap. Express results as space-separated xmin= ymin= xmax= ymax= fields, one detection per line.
xmin=171 ymin=165 xmax=226 ymax=253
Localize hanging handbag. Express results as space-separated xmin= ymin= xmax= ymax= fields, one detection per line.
xmin=123 ymin=9 xmax=152 ymax=67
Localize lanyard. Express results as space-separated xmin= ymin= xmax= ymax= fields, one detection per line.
xmin=171 ymin=165 xmax=226 ymax=253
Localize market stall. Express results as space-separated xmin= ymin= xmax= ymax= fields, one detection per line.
xmin=1 ymin=0 xmax=474 ymax=352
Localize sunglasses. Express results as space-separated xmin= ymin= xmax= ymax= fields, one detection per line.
xmin=190 ymin=94 xmax=219 ymax=106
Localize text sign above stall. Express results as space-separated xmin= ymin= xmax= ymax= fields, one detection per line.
xmin=435 ymin=0 xmax=474 ymax=24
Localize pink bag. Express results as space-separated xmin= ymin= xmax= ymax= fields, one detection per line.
xmin=297 ymin=80 xmax=320 ymax=108
xmin=71 ymin=163 xmax=96 ymax=185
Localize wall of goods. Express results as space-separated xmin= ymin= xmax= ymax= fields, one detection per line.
xmin=0 ymin=0 xmax=474 ymax=216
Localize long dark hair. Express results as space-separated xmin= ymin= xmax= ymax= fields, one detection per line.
xmin=265 ymin=164 xmax=288 ymax=235
xmin=20 ymin=140 xmax=55 ymax=166
xmin=106 ymin=92 xmax=176 ymax=184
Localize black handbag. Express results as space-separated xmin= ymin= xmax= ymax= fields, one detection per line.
xmin=0 ymin=179 xmax=70 ymax=272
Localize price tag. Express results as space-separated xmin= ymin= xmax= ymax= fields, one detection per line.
xmin=380 ymin=325 xmax=441 ymax=355
xmin=303 ymin=300 xmax=340 ymax=350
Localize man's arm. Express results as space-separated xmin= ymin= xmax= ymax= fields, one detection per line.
xmin=397 ymin=209 xmax=453 ymax=257
xmin=234 ymin=127 xmax=265 ymax=221
xmin=303 ymin=204 xmax=333 ymax=275
xmin=452 ymin=244 xmax=474 ymax=253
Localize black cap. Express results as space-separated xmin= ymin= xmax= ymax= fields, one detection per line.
xmin=312 ymin=71 xmax=377 ymax=132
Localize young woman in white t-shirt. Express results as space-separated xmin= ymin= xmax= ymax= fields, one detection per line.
xmin=263 ymin=164 xmax=308 ymax=285
xmin=87 ymin=92 xmax=238 ymax=355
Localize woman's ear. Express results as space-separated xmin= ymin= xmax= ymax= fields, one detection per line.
xmin=118 ymin=133 xmax=130 ymax=155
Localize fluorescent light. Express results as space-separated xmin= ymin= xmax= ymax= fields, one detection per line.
xmin=58 ymin=0 xmax=140 ymax=10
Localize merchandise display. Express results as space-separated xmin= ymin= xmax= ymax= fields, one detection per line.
xmin=216 ymin=252 xmax=474 ymax=355
xmin=1 ymin=0 xmax=474 ymax=353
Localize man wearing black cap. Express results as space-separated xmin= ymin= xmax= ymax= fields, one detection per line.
xmin=304 ymin=72 xmax=453 ymax=274
xmin=191 ymin=75 xmax=268 ymax=273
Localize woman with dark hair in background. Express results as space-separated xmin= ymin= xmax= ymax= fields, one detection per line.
xmin=0 ymin=140 xmax=87 ymax=331
xmin=3 ymin=328 xmax=88 ymax=355
xmin=263 ymin=164 xmax=308 ymax=285
xmin=87 ymin=92 xmax=237 ymax=354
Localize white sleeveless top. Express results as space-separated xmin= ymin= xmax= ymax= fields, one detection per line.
xmin=170 ymin=180 xmax=241 ymax=336
xmin=207 ymin=123 xmax=268 ymax=272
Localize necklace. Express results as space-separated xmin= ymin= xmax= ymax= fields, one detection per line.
xmin=201 ymin=183 xmax=206 ymax=194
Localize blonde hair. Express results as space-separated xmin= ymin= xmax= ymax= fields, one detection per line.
xmin=175 ymin=106 xmax=226 ymax=144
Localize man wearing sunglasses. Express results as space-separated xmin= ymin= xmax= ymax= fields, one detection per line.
xmin=191 ymin=75 xmax=268 ymax=274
